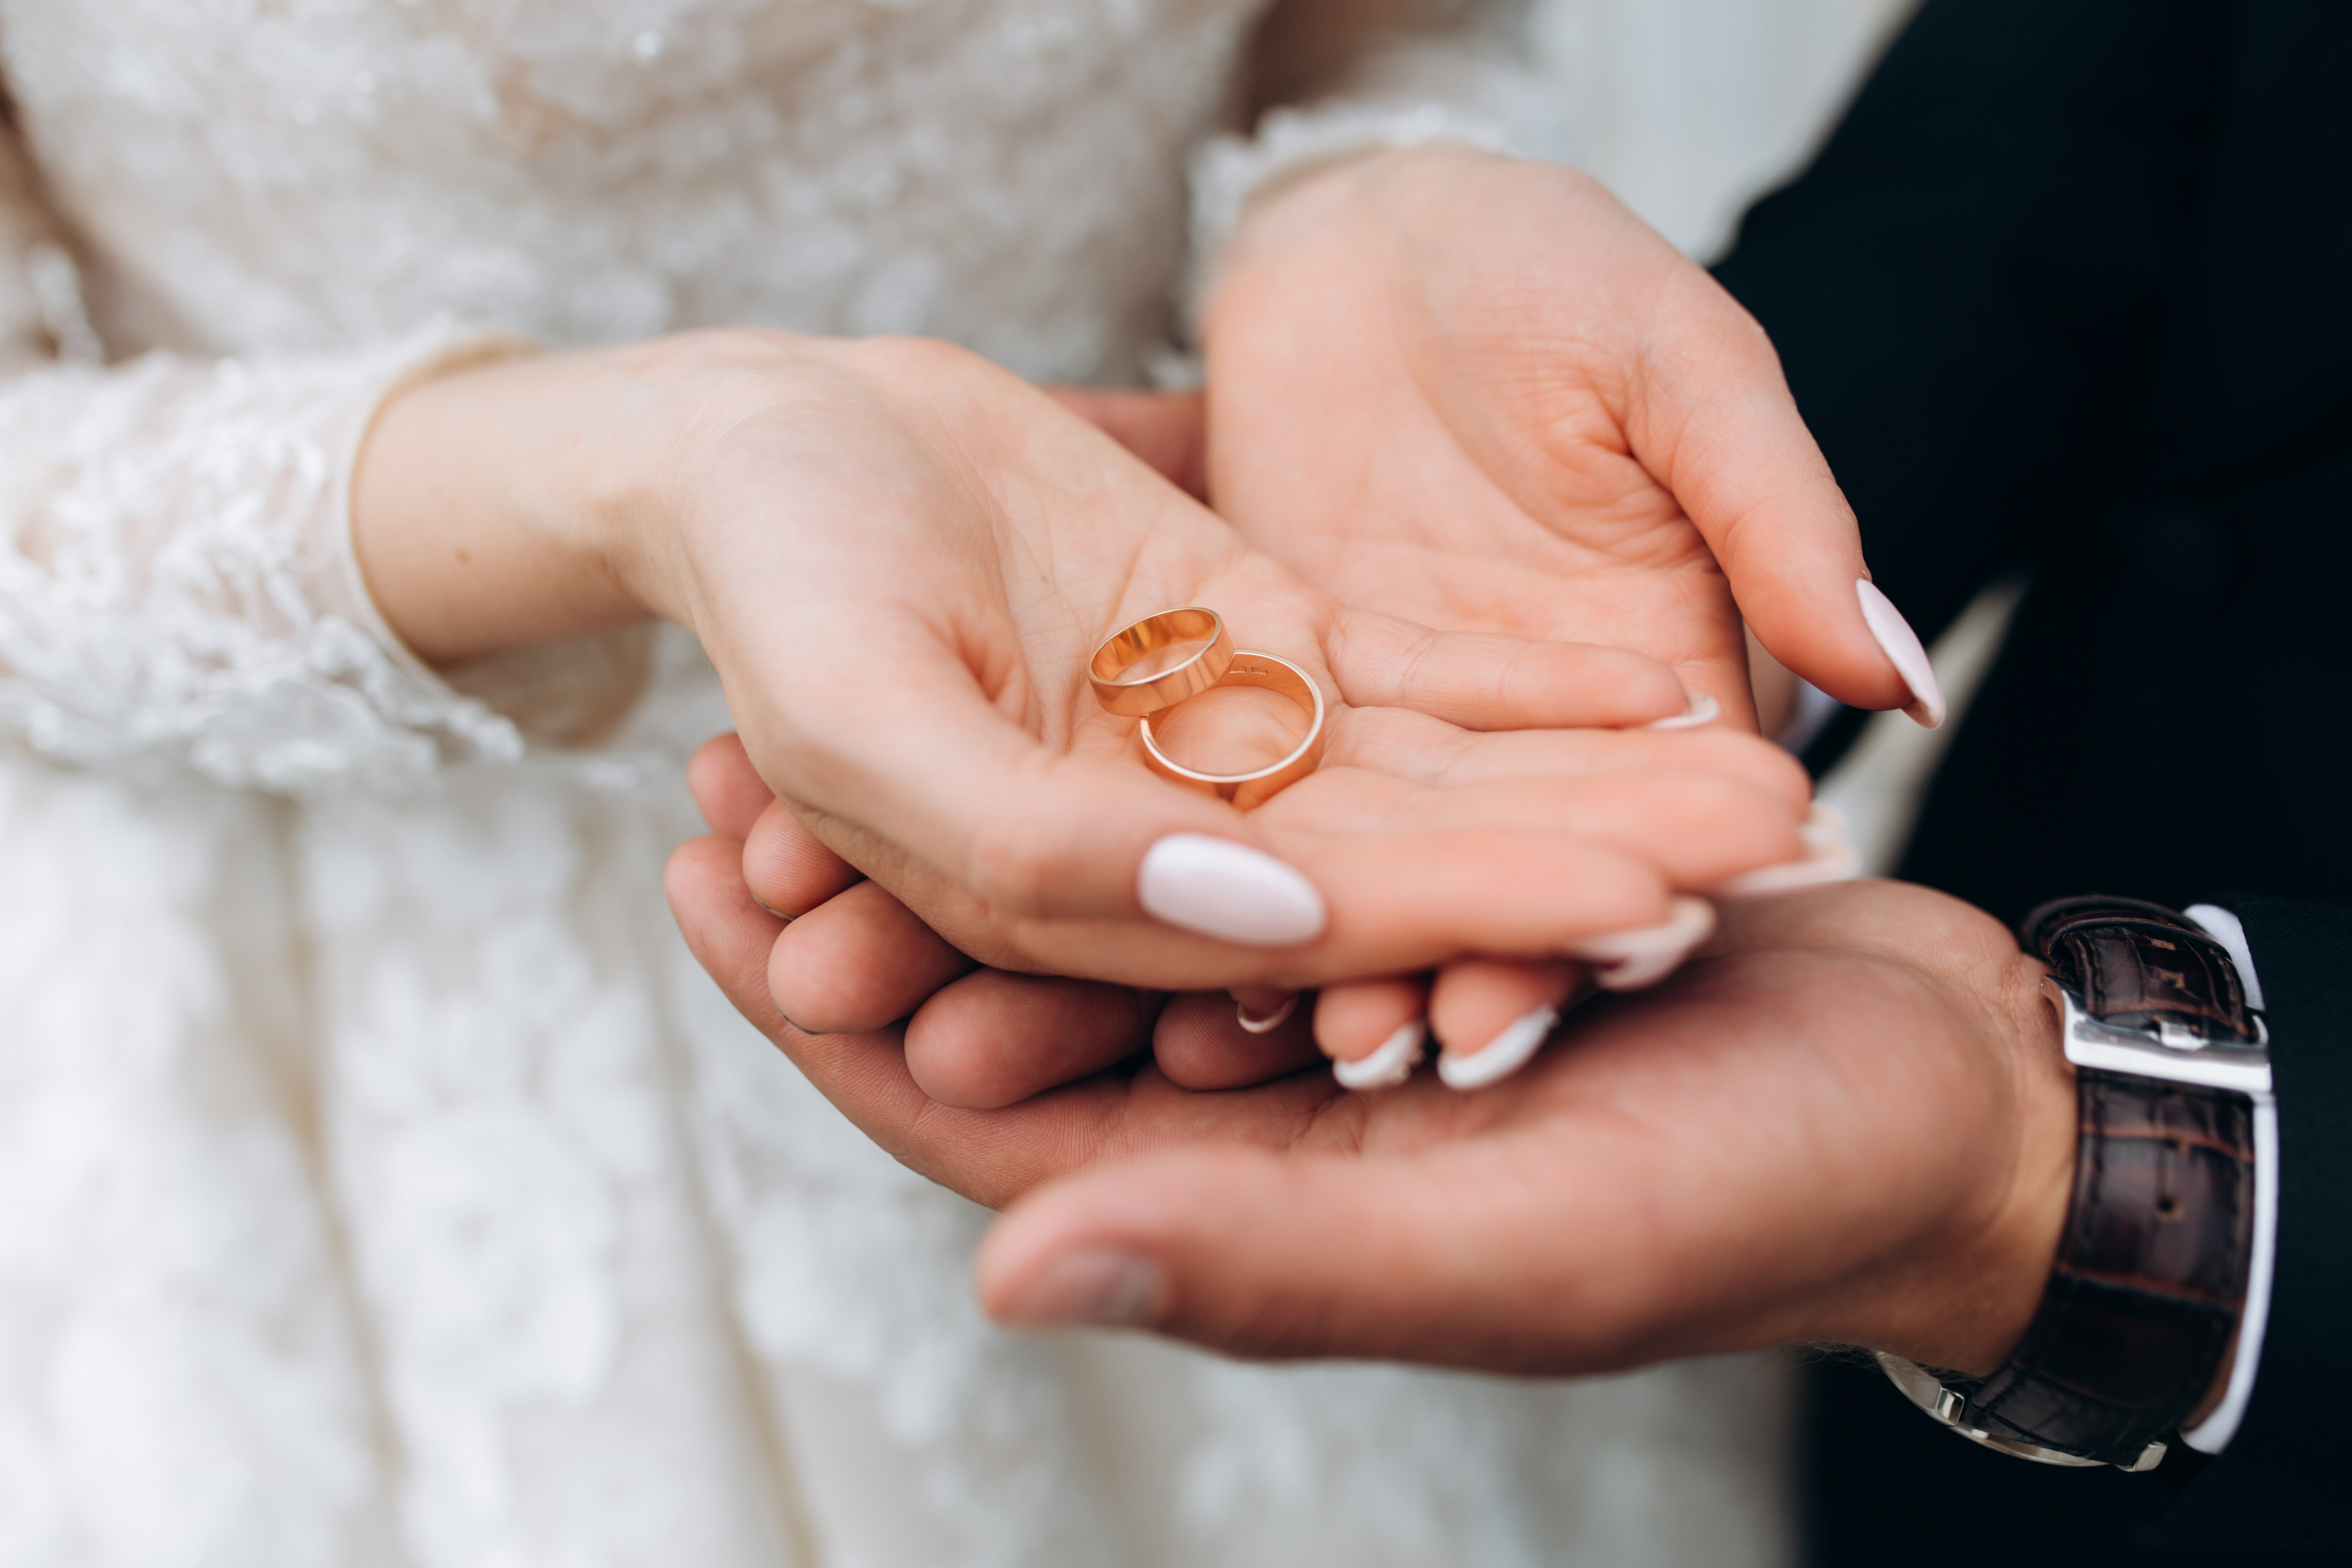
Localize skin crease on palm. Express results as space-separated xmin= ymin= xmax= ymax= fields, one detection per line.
xmin=666 ymin=792 xmax=2083 ymax=1381
xmin=721 ymin=146 xmax=1927 ymax=1076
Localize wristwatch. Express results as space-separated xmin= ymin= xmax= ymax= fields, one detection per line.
xmin=1877 ymin=895 xmax=2271 ymax=1471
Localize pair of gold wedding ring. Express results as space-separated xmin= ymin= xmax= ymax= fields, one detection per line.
xmin=1087 ymin=607 xmax=1326 ymax=809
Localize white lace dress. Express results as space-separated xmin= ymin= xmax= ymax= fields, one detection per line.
xmin=0 ymin=3 xmax=1792 ymax=1564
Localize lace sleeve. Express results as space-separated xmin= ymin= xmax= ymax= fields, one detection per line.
xmin=0 ymin=121 xmax=641 ymax=793
xmin=1189 ymin=0 xmax=1570 ymax=306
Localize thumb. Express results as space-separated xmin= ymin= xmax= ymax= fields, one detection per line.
xmin=1635 ymin=269 xmax=1945 ymax=728
xmin=737 ymin=612 xmax=1331 ymax=946
xmin=974 ymin=1144 xmax=1614 ymax=1371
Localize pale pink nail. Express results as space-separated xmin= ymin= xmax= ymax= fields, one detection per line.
xmin=1569 ymin=896 xmax=1717 ymax=991
xmin=1856 ymin=579 xmax=1946 ymax=729
xmin=1333 ymin=1020 xmax=1426 ymax=1090
xmin=1714 ymin=803 xmax=1859 ymax=897
xmin=1645 ymin=691 xmax=1721 ymax=732
xmin=995 ymin=1248 xmax=1163 ymax=1329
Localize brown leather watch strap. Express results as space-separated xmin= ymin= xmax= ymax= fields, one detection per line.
xmin=1945 ymin=897 xmax=2262 ymax=1465
xmin=2028 ymin=895 xmax=2256 ymax=1041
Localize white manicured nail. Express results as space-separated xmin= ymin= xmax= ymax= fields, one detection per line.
xmin=1437 ymin=1005 xmax=1559 ymax=1091
xmin=1715 ymin=803 xmax=1859 ymax=897
xmin=1645 ymin=691 xmax=1721 ymax=731
xmin=1571 ymin=896 xmax=1717 ymax=991
xmin=1235 ymin=993 xmax=1300 ymax=1034
xmin=1333 ymin=1021 xmax=1426 ymax=1090
xmin=1856 ymin=579 xmax=1945 ymax=729
xmin=1137 ymin=834 xmax=1327 ymax=946
xmin=1801 ymin=801 xmax=1848 ymax=846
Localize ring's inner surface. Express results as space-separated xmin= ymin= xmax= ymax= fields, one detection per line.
xmin=1147 ymin=680 xmax=1313 ymax=775
xmin=1115 ymin=637 xmax=1215 ymax=683
xmin=1093 ymin=607 xmax=1221 ymax=686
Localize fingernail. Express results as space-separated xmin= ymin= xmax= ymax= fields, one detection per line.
xmin=997 ymin=1247 xmax=1163 ymax=1329
xmin=1644 ymin=691 xmax=1721 ymax=731
xmin=752 ymin=894 xmax=791 ymax=921
xmin=1437 ymin=1005 xmax=1559 ymax=1091
xmin=1714 ymin=803 xmax=1859 ymax=897
xmin=1800 ymin=801 xmax=1847 ymax=847
xmin=1856 ymin=579 xmax=1945 ymax=729
xmin=1333 ymin=1020 xmax=1426 ymax=1090
xmin=1138 ymin=834 xmax=1327 ymax=946
xmin=1569 ymin=895 xmax=1717 ymax=992
xmin=1235 ymin=992 xmax=1300 ymax=1034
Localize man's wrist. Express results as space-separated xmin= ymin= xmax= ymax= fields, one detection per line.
xmin=1877 ymin=898 xmax=2270 ymax=1469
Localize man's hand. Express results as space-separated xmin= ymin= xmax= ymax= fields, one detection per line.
xmin=670 ymin=811 xmax=2077 ymax=1379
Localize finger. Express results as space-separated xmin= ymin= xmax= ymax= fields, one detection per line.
xmin=905 ymin=971 xmax=1159 ymax=1109
xmin=1229 ymin=985 xmax=1302 ymax=1033
xmin=1280 ymin=827 xmax=1672 ymax=971
xmin=975 ymin=1142 xmax=1608 ymax=1367
xmin=768 ymin=878 xmax=977 ymax=1034
xmin=665 ymin=831 xmax=790 ymax=1031
xmin=1428 ymin=959 xmax=1584 ymax=1090
xmin=1633 ymin=268 xmax=1938 ymax=723
xmin=1153 ymin=989 xmax=1324 ymax=1091
xmin=1331 ymin=707 xmax=1814 ymax=810
xmin=688 ymin=732 xmax=779 ymax=839
xmin=1710 ymin=802 xmax=1860 ymax=898
xmin=668 ymin=824 xmax=1335 ymax=1206
xmin=1040 ymin=387 xmax=1208 ymax=499
xmin=1327 ymin=610 xmax=1689 ymax=730
xmin=744 ymin=796 xmax=864 ymax=918
xmin=756 ymin=615 xmax=1328 ymax=943
xmin=1568 ymin=895 xmax=1717 ymax=991
xmin=1314 ymin=977 xmax=1430 ymax=1090
xmin=1259 ymin=763 xmax=1803 ymax=903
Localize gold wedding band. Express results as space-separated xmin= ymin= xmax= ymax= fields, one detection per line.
xmin=1141 ymin=649 xmax=1328 ymax=810
xmin=1089 ymin=606 xmax=1234 ymax=717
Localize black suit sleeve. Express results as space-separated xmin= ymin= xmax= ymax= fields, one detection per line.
xmin=1712 ymin=0 xmax=2230 ymax=658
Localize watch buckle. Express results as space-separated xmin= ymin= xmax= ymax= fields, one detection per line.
xmin=2042 ymin=975 xmax=2272 ymax=1095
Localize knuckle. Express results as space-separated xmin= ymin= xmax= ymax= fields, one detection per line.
xmin=961 ymin=808 xmax=1061 ymax=917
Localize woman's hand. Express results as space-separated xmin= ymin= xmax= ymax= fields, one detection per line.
xmin=1200 ymin=144 xmax=1942 ymax=729
xmin=353 ymin=329 xmax=1809 ymax=989
xmin=735 ymin=153 xmax=1905 ymax=1086
xmin=685 ymin=716 xmax=1824 ymax=1100
xmin=668 ymin=826 xmax=2078 ymax=1382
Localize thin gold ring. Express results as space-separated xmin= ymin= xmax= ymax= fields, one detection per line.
xmin=1140 ymin=649 xmax=1327 ymax=810
xmin=1089 ymin=606 xmax=1234 ymax=717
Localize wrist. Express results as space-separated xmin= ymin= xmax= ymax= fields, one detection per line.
xmin=1837 ymin=947 xmax=2076 ymax=1377
xmin=352 ymin=335 xmax=726 ymax=665
xmin=1205 ymin=142 xmax=1500 ymax=338
xmin=1877 ymin=897 xmax=2272 ymax=1469
xmin=1947 ymin=956 xmax=2080 ymax=1374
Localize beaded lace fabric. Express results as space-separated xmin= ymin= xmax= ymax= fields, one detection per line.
xmin=0 ymin=2 xmax=1789 ymax=1563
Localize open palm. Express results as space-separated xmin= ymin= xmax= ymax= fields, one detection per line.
xmin=1195 ymin=145 xmax=1921 ymax=726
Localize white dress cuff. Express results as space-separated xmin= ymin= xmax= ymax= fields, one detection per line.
xmin=1189 ymin=101 xmax=1520 ymax=283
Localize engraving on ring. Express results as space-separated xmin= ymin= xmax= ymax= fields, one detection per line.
xmin=1139 ymin=647 xmax=1327 ymax=810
